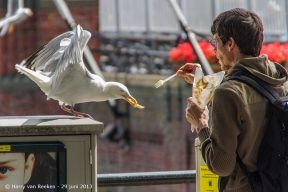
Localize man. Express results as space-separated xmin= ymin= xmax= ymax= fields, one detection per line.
xmin=176 ymin=8 xmax=288 ymax=191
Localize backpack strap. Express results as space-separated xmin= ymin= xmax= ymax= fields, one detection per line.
xmin=230 ymin=70 xmax=288 ymax=112
xmin=218 ymin=176 xmax=229 ymax=192
xmin=229 ymin=70 xmax=279 ymax=104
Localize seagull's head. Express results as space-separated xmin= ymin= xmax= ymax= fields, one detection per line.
xmin=16 ymin=7 xmax=33 ymax=17
xmin=9 ymin=8 xmax=33 ymax=26
xmin=23 ymin=8 xmax=33 ymax=17
xmin=105 ymin=82 xmax=144 ymax=109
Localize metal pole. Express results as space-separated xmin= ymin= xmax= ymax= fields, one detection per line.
xmin=168 ymin=0 xmax=214 ymax=75
xmin=97 ymin=170 xmax=196 ymax=187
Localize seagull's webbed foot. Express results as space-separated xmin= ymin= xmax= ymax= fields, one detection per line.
xmin=70 ymin=106 xmax=95 ymax=120
xmin=61 ymin=104 xmax=95 ymax=120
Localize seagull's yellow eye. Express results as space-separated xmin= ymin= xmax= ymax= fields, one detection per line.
xmin=120 ymin=90 xmax=125 ymax=93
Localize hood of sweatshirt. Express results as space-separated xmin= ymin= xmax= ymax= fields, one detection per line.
xmin=224 ymin=54 xmax=288 ymax=86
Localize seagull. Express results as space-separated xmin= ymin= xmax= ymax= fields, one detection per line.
xmin=0 ymin=0 xmax=33 ymax=36
xmin=15 ymin=25 xmax=144 ymax=119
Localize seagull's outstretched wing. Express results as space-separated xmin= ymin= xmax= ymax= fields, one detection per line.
xmin=20 ymin=25 xmax=91 ymax=99
xmin=18 ymin=0 xmax=24 ymax=8
xmin=48 ymin=26 xmax=92 ymax=99
xmin=20 ymin=30 xmax=75 ymax=76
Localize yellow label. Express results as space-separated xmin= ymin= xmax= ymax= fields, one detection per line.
xmin=200 ymin=165 xmax=219 ymax=192
xmin=0 ymin=145 xmax=11 ymax=152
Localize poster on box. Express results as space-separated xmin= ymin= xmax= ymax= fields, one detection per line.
xmin=0 ymin=142 xmax=66 ymax=192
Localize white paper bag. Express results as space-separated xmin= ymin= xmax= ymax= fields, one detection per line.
xmin=192 ymin=67 xmax=225 ymax=109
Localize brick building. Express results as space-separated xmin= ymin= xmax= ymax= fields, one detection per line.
xmin=0 ymin=1 xmax=197 ymax=191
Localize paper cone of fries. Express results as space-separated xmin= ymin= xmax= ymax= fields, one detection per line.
xmin=192 ymin=67 xmax=225 ymax=109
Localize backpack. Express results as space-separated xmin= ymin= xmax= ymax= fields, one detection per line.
xmin=228 ymin=70 xmax=288 ymax=192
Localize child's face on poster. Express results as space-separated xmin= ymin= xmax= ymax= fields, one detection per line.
xmin=0 ymin=153 xmax=35 ymax=192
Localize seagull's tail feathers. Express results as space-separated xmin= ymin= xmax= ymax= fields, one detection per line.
xmin=15 ymin=64 xmax=51 ymax=94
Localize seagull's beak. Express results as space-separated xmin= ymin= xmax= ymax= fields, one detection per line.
xmin=123 ymin=95 xmax=144 ymax=109
xmin=28 ymin=11 xmax=33 ymax=17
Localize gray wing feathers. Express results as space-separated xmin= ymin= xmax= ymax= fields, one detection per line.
xmin=24 ymin=31 xmax=75 ymax=74
xmin=47 ymin=29 xmax=86 ymax=99
xmin=19 ymin=25 xmax=91 ymax=100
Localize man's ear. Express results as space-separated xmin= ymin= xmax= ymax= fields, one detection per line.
xmin=228 ymin=37 xmax=236 ymax=51
xmin=24 ymin=154 xmax=35 ymax=184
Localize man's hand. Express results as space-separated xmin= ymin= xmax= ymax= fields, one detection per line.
xmin=186 ymin=97 xmax=209 ymax=133
xmin=176 ymin=63 xmax=201 ymax=84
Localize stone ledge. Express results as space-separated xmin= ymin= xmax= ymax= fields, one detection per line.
xmin=0 ymin=115 xmax=103 ymax=136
